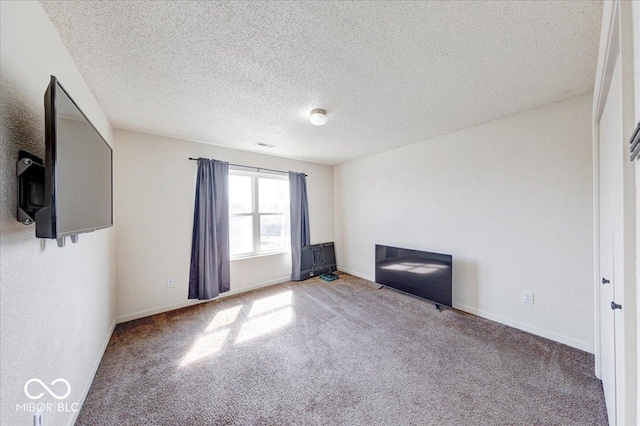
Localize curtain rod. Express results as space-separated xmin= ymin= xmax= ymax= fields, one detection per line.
xmin=188 ymin=157 xmax=306 ymax=176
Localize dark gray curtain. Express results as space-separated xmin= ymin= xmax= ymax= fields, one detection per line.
xmin=188 ymin=159 xmax=230 ymax=300
xmin=289 ymin=172 xmax=310 ymax=281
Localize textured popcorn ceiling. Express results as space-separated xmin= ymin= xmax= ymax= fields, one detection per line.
xmin=41 ymin=1 xmax=602 ymax=165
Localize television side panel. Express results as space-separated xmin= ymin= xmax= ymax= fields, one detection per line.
xmin=35 ymin=76 xmax=57 ymax=238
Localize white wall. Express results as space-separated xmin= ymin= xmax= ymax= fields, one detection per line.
xmin=0 ymin=2 xmax=115 ymax=426
xmin=114 ymin=129 xmax=334 ymax=322
xmin=334 ymin=94 xmax=594 ymax=352
xmin=632 ymin=0 xmax=640 ymax=419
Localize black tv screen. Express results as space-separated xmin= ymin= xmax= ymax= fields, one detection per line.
xmin=375 ymin=244 xmax=452 ymax=307
xmin=35 ymin=76 xmax=113 ymax=239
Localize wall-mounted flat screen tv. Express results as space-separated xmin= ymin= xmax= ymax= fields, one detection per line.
xmin=375 ymin=244 xmax=452 ymax=308
xmin=35 ymin=76 xmax=113 ymax=240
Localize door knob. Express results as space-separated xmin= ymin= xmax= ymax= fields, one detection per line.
xmin=602 ymin=277 xmax=610 ymax=284
xmin=611 ymin=301 xmax=622 ymax=310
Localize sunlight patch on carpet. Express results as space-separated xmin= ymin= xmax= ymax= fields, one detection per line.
xmin=180 ymin=328 xmax=230 ymax=367
xmin=205 ymin=305 xmax=243 ymax=332
xmin=236 ymin=306 xmax=293 ymax=344
xmin=248 ymin=290 xmax=292 ymax=318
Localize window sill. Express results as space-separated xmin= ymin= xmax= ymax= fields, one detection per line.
xmin=231 ymin=250 xmax=291 ymax=262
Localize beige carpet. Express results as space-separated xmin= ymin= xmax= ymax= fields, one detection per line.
xmin=76 ymin=273 xmax=607 ymax=425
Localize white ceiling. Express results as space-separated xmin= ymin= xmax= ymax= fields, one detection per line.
xmin=41 ymin=1 xmax=602 ymax=165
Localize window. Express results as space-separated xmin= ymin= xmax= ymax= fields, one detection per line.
xmin=229 ymin=170 xmax=290 ymax=258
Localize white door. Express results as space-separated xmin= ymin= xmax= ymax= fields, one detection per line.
xmin=597 ymin=52 xmax=622 ymax=426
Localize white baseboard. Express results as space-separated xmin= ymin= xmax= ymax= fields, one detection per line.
xmin=339 ymin=268 xmax=594 ymax=354
xmin=116 ymin=276 xmax=291 ymax=324
xmin=454 ymin=303 xmax=594 ymax=353
xmin=68 ymin=318 xmax=116 ymax=426
xmin=338 ymin=267 xmax=374 ymax=282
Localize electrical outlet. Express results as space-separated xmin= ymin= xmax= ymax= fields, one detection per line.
xmin=523 ymin=291 xmax=534 ymax=304
xmin=167 ymin=278 xmax=175 ymax=288
xmin=33 ymin=411 xmax=43 ymax=426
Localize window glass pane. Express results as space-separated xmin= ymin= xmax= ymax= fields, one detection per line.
xmin=260 ymin=214 xmax=289 ymax=251
xmin=229 ymin=174 xmax=252 ymax=214
xmin=230 ymin=215 xmax=253 ymax=255
xmin=258 ymin=177 xmax=289 ymax=213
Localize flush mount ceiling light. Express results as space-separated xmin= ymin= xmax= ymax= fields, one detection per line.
xmin=309 ymin=109 xmax=327 ymax=126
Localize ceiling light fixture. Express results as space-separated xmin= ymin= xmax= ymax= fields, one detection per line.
xmin=309 ymin=109 xmax=327 ymax=126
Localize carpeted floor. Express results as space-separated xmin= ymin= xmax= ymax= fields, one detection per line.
xmin=76 ymin=273 xmax=607 ymax=425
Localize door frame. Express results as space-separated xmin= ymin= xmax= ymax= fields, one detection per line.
xmin=592 ymin=0 xmax=636 ymax=424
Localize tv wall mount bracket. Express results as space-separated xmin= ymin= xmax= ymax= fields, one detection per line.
xmin=16 ymin=150 xmax=45 ymax=226
xmin=16 ymin=150 xmax=80 ymax=247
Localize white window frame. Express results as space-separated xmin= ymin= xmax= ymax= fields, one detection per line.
xmin=229 ymin=169 xmax=290 ymax=260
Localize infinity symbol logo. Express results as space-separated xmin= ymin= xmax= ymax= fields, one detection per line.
xmin=24 ymin=378 xmax=71 ymax=400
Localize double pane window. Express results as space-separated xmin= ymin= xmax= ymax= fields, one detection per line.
xmin=229 ymin=171 xmax=290 ymax=257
